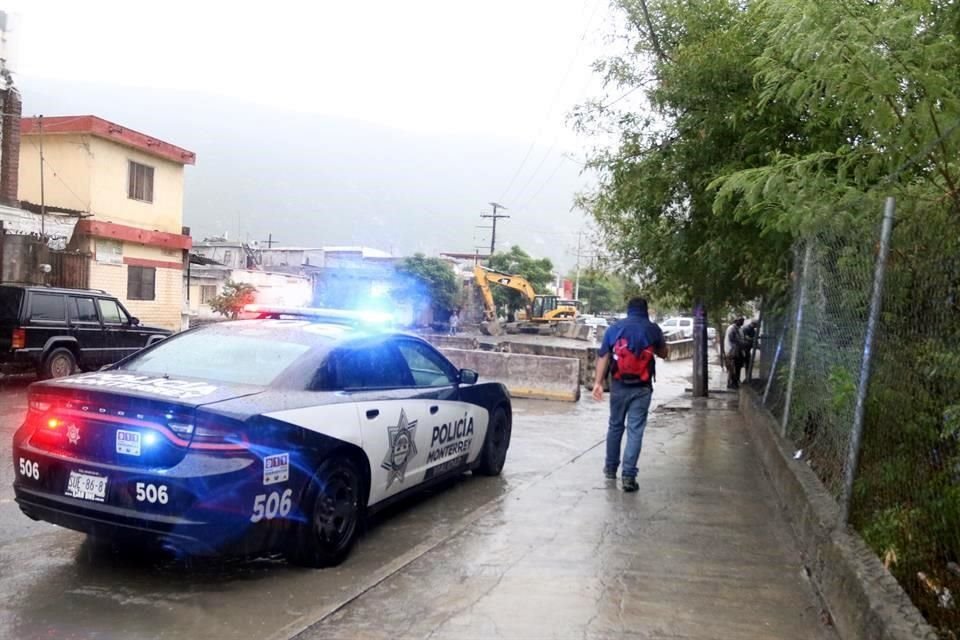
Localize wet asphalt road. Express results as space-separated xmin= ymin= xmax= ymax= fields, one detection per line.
xmin=0 ymin=366 xmax=696 ymax=640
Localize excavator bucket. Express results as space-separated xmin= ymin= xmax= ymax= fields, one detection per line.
xmin=480 ymin=319 xmax=504 ymax=336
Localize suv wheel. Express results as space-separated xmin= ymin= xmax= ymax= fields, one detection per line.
xmin=42 ymin=348 xmax=77 ymax=379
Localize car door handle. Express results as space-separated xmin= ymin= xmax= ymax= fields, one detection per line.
xmin=429 ymin=405 xmax=439 ymax=415
xmin=366 ymin=409 xmax=379 ymax=420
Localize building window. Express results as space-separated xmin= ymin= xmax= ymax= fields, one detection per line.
xmin=200 ymin=285 xmax=217 ymax=304
xmin=127 ymin=161 xmax=155 ymax=202
xmin=95 ymin=239 xmax=123 ymax=265
xmin=127 ymin=266 xmax=156 ymax=300
xmin=223 ymin=250 xmax=233 ymax=266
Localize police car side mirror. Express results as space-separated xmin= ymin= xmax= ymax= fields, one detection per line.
xmin=459 ymin=369 xmax=479 ymax=385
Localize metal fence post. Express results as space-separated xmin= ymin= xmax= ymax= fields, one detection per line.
xmin=747 ymin=301 xmax=763 ymax=382
xmin=781 ymin=243 xmax=812 ymax=438
xmin=838 ymin=197 xmax=896 ymax=526
xmin=762 ymin=326 xmax=785 ymax=405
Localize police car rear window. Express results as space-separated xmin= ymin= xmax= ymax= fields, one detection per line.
xmin=122 ymin=332 xmax=312 ymax=386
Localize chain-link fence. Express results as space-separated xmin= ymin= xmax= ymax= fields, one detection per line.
xmin=752 ymin=198 xmax=960 ymax=637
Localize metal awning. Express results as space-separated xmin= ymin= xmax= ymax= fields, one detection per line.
xmin=0 ymin=204 xmax=81 ymax=250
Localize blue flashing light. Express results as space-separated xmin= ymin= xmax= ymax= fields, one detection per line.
xmin=143 ymin=432 xmax=158 ymax=446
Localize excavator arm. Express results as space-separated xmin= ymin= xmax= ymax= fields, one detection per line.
xmin=473 ymin=265 xmax=536 ymax=321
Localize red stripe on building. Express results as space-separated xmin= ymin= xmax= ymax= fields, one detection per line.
xmin=77 ymin=219 xmax=192 ymax=251
xmin=123 ymin=257 xmax=183 ymax=271
xmin=21 ymin=115 xmax=196 ymax=165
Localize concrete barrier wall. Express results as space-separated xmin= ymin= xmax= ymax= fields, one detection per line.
xmin=422 ymin=334 xmax=481 ymax=351
xmin=440 ymin=348 xmax=581 ymax=402
xmin=666 ymin=338 xmax=694 ymax=360
xmin=496 ymin=341 xmax=597 ymax=389
xmin=739 ymin=387 xmax=936 ymax=640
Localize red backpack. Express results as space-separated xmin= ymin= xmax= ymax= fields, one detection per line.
xmin=612 ymin=337 xmax=655 ymax=384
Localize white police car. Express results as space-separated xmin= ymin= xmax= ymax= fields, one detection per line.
xmin=12 ymin=307 xmax=512 ymax=566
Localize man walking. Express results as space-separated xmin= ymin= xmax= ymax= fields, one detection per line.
xmin=592 ymin=297 xmax=668 ymax=492
xmin=724 ymin=317 xmax=746 ymax=389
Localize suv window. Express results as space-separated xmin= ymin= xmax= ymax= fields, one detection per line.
xmin=30 ymin=293 xmax=67 ymax=322
xmin=69 ymin=297 xmax=100 ymax=323
xmin=331 ymin=342 xmax=413 ymax=390
xmin=396 ymin=340 xmax=456 ymax=387
xmin=0 ymin=287 xmax=23 ymax=321
xmin=97 ymin=299 xmax=127 ymax=324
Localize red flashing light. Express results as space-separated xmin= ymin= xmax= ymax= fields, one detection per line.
xmin=47 ymin=418 xmax=61 ymax=430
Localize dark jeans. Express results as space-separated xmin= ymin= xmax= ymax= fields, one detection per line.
xmin=726 ymin=354 xmax=743 ymax=389
xmin=604 ymin=381 xmax=653 ymax=479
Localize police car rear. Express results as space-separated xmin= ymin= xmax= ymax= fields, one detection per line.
xmin=11 ymin=323 xmax=325 ymax=557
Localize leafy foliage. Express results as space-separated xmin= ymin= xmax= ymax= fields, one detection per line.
xmin=487 ymin=246 xmax=555 ymax=318
xmin=393 ymin=254 xmax=460 ymax=318
xmin=567 ymin=267 xmax=626 ymax=314
xmin=209 ymin=280 xmax=257 ymax=319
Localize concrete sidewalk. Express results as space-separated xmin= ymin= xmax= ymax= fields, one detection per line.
xmin=301 ymin=396 xmax=837 ymax=640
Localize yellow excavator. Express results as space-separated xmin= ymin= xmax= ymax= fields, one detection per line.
xmin=473 ymin=265 xmax=578 ymax=335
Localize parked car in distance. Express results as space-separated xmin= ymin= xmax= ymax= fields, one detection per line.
xmin=660 ymin=316 xmax=717 ymax=343
xmin=577 ymin=314 xmax=609 ymax=329
xmin=0 ymin=284 xmax=171 ymax=378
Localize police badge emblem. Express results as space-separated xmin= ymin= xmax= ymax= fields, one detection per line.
xmin=381 ymin=409 xmax=418 ymax=488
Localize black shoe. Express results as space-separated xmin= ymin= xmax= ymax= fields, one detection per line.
xmin=604 ymin=469 xmax=617 ymax=480
xmin=622 ymin=477 xmax=639 ymax=492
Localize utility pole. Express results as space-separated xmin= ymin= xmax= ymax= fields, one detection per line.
xmin=38 ymin=115 xmax=46 ymax=236
xmin=481 ymin=202 xmax=509 ymax=256
xmin=574 ymin=231 xmax=582 ymax=300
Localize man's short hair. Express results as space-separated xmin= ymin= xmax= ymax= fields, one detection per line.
xmin=626 ymin=297 xmax=648 ymax=314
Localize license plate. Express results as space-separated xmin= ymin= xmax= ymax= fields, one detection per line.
xmin=65 ymin=471 xmax=108 ymax=502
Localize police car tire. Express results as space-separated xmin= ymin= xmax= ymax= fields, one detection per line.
xmin=287 ymin=456 xmax=363 ymax=568
xmin=477 ymin=406 xmax=510 ymax=476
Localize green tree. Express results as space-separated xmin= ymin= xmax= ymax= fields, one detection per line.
xmin=393 ymin=254 xmax=460 ymax=319
xmin=568 ymin=268 xmax=625 ymax=314
xmin=575 ymin=0 xmax=800 ymax=321
xmin=209 ymin=280 xmax=257 ymax=319
xmin=487 ymin=246 xmax=555 ymax=319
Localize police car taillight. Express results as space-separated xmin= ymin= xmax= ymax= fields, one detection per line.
xmin=188 ymin=417 xmax=249 ymax=451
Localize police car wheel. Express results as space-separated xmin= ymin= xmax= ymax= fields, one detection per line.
xmin=288 ymin=457 xmax=363 ymax=568
xmin=477 ymin=406 xmax=510 ymax=476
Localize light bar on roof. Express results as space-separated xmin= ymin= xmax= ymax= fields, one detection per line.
xmin=243 ymin=305 xmax=394 ymax=325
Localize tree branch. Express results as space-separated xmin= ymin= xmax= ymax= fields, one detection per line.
xmin=636 ymin=0 xmax=671 ymax=64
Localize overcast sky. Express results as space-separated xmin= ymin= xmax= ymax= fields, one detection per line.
xmin=5 ymin=0 xmax=631 ymax=269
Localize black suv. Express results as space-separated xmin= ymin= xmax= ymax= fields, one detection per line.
xmin=0 ymin=284 xmax=171 ymax=378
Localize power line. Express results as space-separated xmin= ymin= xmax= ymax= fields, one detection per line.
xmin=516 ymin=155 xmax=568 ymax=212
xmin=497 ymin=0 xmax=606 ymax=203
xmin=24 ymin=134 xmax=90 ymax=212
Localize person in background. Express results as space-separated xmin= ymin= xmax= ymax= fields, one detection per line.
xmin=449 ymin=309 xmax=460 ymax=336
xmin=724 ymin=317 xmax=746 ymax=389
xmin=592 ymin=297 xmax=669 ymax=493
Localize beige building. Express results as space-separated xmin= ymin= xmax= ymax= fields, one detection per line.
xmin=19 ymin=115 xmax=195 ymax=330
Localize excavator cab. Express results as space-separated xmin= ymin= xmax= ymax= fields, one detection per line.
xmin=532 ymin=295 xmax=577 ymax=321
